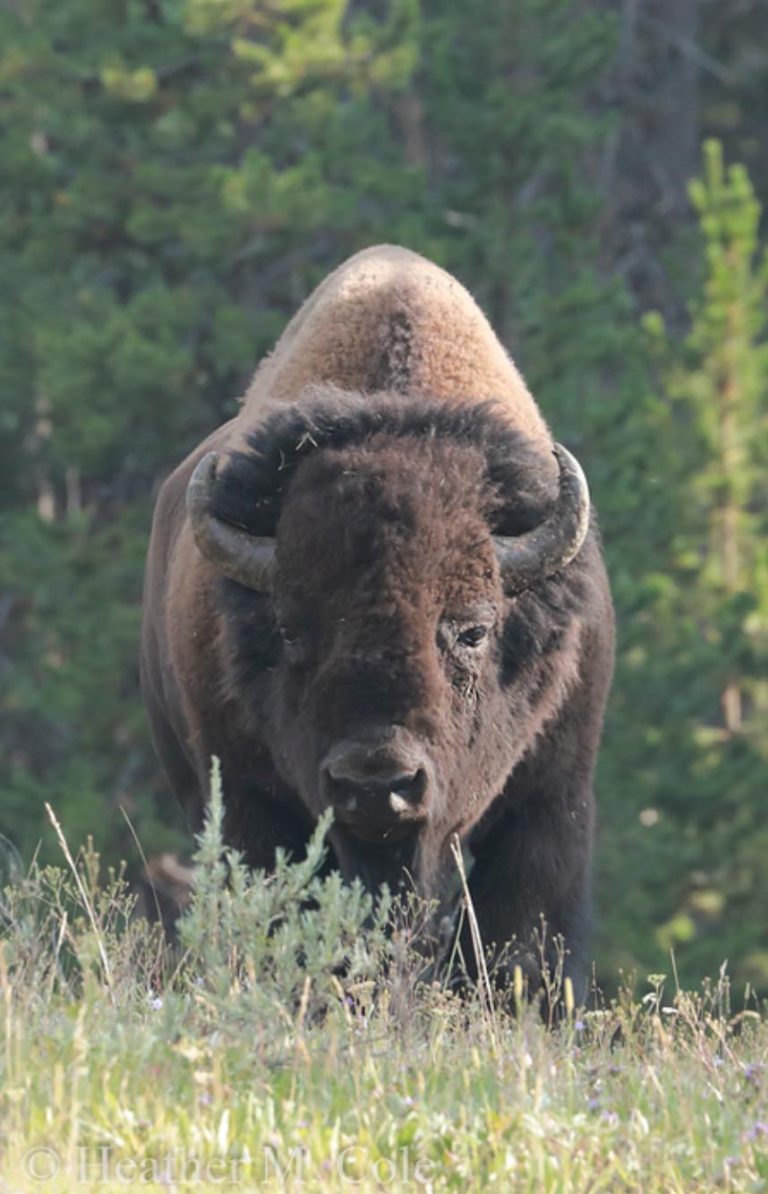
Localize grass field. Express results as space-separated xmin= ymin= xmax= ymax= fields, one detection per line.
xmin=1 ymin=781 xmax=767 ymax=1192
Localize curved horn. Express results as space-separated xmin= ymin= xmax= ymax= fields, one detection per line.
xmin=186 ymin=451 xmax=276 ymax=592
xmin=494 ymin=444 xmax=590 ymax=593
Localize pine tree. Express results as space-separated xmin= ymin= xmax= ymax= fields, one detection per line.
xmin=597 ymin=142 xmax=768 ymax=990
xmin=674 ymin=140 xmax=768 ymax=730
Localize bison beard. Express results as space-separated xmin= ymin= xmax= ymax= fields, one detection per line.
xmin=140 ymin=249 xmax=614 ymax=1006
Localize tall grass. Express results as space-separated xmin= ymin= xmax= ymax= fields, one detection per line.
xmin=0 ymin=772 xmax=766 ymax=1191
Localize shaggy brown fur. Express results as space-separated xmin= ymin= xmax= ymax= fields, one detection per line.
xmin=140 ymin=246 xmax=614 ymax=999
xmin=232 ymin=246 xmax=556 ymax=467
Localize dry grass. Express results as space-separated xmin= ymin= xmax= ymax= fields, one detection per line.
xmin=0 ymin=775 xmax=766 ymax=1192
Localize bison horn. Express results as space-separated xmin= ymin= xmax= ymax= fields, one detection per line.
xmin=494 ymin=444 xmax=590 ymax=593
xmin=186 ymin=451 xmax=276 ymax=591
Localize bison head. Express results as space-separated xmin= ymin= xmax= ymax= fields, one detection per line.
xmin=187 ymin=392 xmax=591 ymax=887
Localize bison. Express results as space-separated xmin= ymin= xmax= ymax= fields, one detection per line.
xmin=140 ymin=245 xmax=614 ymax=998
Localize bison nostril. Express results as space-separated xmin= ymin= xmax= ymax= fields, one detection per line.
xmin=387 ymin=769 xmax=426 ymax=803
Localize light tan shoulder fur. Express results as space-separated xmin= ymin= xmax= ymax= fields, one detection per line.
xmin=237 ymin=245 xmax=552 ymax=453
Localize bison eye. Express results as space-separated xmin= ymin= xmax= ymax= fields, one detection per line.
xmin=457 ymin=625 xmax=489 ymax=649
xmin=277 ymin=623 xmax=306 ymax=660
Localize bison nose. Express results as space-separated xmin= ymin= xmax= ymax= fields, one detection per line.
xmin=328 ymin=765 xmax=427 ymax=814
xmin=321 ymin=735 xmax=430 ymax=822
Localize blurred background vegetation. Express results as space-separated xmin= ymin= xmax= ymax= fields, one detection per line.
xmin=1 ymin=0 xmax=767 ymax=992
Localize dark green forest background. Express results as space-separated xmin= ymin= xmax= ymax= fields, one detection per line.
xmin=2 ymin=0 xmax=767 ymax=992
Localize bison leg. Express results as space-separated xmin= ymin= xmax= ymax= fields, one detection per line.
xmin=461 ymin=620 xmax=611 ymax=1014
xmin=460 ymin=791 xmax=593 ymax=1014
xmin=142 ymin=687 xmax=207 ymax=834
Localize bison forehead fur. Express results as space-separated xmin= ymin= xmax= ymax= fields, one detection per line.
xmin=140 ymin=245 xmax=614 ymax=1002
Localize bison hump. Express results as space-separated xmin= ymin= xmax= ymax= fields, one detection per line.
xmin=239 ymin=245 xmax=552 ymax=451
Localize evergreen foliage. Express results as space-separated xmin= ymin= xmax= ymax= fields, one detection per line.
xmin=598 ymin=141 xmax=768 ymax=988
xmin=1 ymin=1 xmax=767 ymax=991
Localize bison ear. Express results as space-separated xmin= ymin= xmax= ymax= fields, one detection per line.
xmin=492 ymin=445 xmax=590 ymax=594
xmin=187 ymin=453 xmax=277 ymax=592
xmin=205 ymin=447 xmax=285 ymax=540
